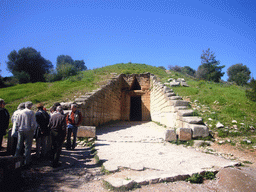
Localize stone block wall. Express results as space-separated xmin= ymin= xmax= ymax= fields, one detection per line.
xmin=70 ymin=75 xmax=124 ymax=126
xmin=62 ymin=73 xmax=152 ymax=126
xmin=61 ymin=73 xmax=208 ymax=140
xmin=150 ymin=75 xmax=209 ymax=140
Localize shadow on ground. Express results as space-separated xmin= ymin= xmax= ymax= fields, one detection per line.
xmin=0 ymin=145 xmax=100 ymax=192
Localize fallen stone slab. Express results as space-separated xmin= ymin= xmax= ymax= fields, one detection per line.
xmin=170 ymin=82 xmax=180 ymax=86
xmin=77 ymin=126 xmax=96 ymax=138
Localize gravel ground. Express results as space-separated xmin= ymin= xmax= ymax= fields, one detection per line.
xmin=1 ymin=137 xmax=256 ymax=192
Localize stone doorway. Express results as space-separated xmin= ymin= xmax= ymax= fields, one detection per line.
xmin=130 ymin=96 xmax=142 ymax=121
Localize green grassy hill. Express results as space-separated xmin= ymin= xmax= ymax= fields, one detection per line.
xmin=2 ymin=63 xmax=255 ymax=148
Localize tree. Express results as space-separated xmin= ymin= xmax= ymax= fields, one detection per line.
xmin=158 ymin=66 xmax=166 ymax=70
xmin=74 ymin=60 xmax=87 ymax=71
xmin=227 ymin=64 xmax=251 ymax=86
xmin=56 ymin=63 xmax=78 ymax=79
xmin=181 ymin=66 xmax=196 ymax=77
xmin=7 ymin=47 xmax=53 ymax=83
xmin=196 ymin=48 xmax=225 ymax=82
xmin=246 ymin=78 xmax=256 ymax=102
xmin=168 ymin=65 xmax=182 ymax=72
xmin=56 ymin=55 xmax=74 ymax=68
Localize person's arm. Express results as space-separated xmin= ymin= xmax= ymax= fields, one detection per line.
xmin=66 ymin=113 xmax=70 ymax=125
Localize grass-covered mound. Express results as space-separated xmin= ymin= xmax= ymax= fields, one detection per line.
xmin=2 ymin=62 xmax=255 ymax=148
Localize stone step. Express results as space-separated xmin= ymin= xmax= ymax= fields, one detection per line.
xmin=176 ymin=128 xmax=192 ymax=141
xmin=169 ymin=96 xmax=182 ymax=100
xmin=79 ymin=95 xmax=91 ymax=98
xmin=174 ymin=106 xmax=189 ymax=111
xmin=166 ymin=92 xmax=176 ymax=97
xmin=169 ymin=100 xmax=189 ymax=107
xmin=186 ymin=124 xmax=209 ymax=138
xmin=74 ymin=98 xmax=88 ymax=102
xmin=182 ymin=116 xmax=203 ymax=124
xmin=177 ymin=109 xmax=195 ymax=117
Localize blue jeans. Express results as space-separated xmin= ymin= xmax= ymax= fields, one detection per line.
xmin=15 ymin=131 xmax=34 ymax=165
xmin=66 ymin=124 xmax=78 ymax=149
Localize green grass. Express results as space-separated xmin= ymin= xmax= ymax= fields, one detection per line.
xmin=2 ymin=63 xmax=168 ymax=119
xmin=171 ymin=77 xmax=256 ymax=143
xmin=2 ymin=63 xmax=256 ymax=146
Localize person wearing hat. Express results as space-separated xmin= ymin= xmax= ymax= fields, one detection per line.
xmin=15 ymin=101 xmax=37 ymax=167
xmin=10 ymin=102 xmax=25 ymax=155
xmin=0 ymin=99 xmax=10 ymax=150
xmin=35 ymin=103 xmax=50 ymax=159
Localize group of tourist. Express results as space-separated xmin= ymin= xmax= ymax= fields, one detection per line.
xmin=0 ymin=99 xmax=82 ymax=168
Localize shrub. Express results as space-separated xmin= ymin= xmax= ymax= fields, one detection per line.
xmin=204 ymin=171 xmax=216 ymax=180
xmin=186 ymin=173 xmax=203 ymax=183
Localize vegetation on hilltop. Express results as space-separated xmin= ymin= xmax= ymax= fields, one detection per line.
xmin=169 ymin=71 xmax=256 ymax=149
xmin=1 ymin=63 xmax=167 ymax=117
xmin=1 ymin=62 xmax=255 ymax=149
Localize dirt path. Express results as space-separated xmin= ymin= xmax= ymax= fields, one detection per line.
xmin=1 ymin=138 xmax=256 ymax=192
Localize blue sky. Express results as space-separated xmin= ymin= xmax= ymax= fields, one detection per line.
xmin=1 ymin=0 xmax=256 ymax=81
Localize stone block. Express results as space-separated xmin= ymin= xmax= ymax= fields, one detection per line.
xmin=181 ymin=81 xmax=189 ymax=87
xmin=163 ymin=129 xmax=177 ymax=141
xmin=170 ymin=82 xmax=180 ymax=87
xmin=176 ymin=128 xmax=192 ymax=141
xmin=188 ymin=124 xmax=209 ymax=138
xmin=182 ymin=117 xmax=203 ymax=124
xmin=177 ymin=110 xmax=194 ymax=117
xmin=166 ymin=92 xmax=176 ymax=97
xmin=74 ymin=98 xmax=88 ymax=102
xmin=174 ymin=106 xmax=188 ymax=112
xmin=77 ymin=126 xmax=96 ymax=138
xmin=170 ymin=96 xmax=182 ymax=100
xmin=169 ymin=100 xmax=189 ymax=107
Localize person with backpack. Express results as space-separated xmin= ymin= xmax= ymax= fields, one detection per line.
xmin=35 ymin=103 xmax=50 ymax=159
xmin=66 ymin=104 xmax=82 ymax=150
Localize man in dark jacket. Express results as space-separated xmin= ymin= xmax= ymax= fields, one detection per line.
xmin=35 ymin=103 xmax=50 ymax=158
xmin=48 ymin=106 xmax=66 ymax=168
xmin=0 ymin=99 xmax=10 ymax=150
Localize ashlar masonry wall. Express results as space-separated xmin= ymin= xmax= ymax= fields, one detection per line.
xmin=62 ymin=73 xmax=209 ymax=140
xmin=64 ymin=73 xmax=151 ymax=127
xmin=150 ymin=74 xmax=209 ymax=140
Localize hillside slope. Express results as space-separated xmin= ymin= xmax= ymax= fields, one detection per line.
xmin=1 ymin=63 xmax=255 ymax=148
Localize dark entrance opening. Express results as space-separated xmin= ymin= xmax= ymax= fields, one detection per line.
xmin=130 ymin=96 xmax=142 ymax=121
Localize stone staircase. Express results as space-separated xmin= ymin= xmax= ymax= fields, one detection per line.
xmin=150 ymin=75 xmax=209 ymax=141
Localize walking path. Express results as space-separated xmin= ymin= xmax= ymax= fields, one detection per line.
xmin=96 ymin=121 xmax=239 ymax=188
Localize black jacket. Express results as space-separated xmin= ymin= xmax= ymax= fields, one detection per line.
xmin=0 ymin=107 xmax=10 ymax=135
xmin=48 ymin=113 xmax=66 ymax=135
xmin=35 ymin=109 xmax=50 ymax=135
